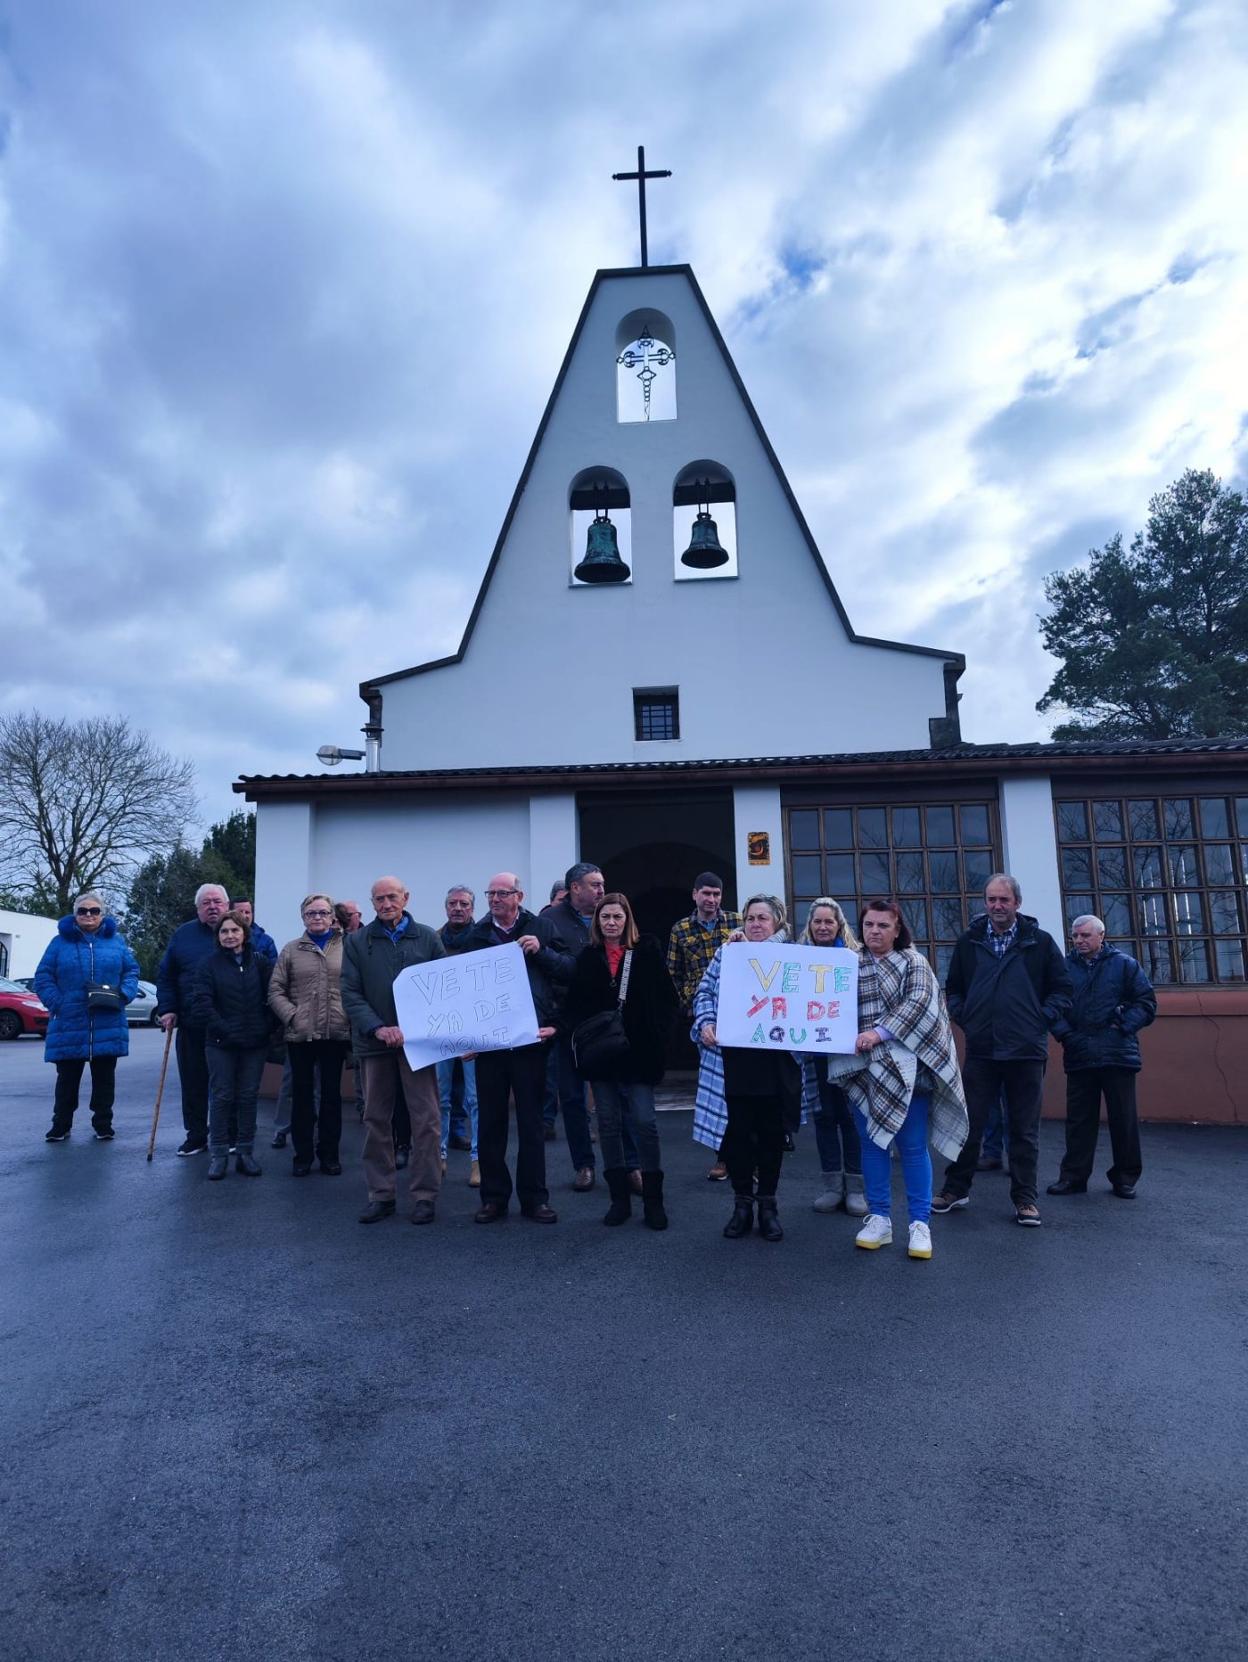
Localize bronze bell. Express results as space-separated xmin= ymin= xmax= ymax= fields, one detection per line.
xmin=574 ymin=508 xmax=631 ymax=584
xmin=680 ymin=508 xmax=729 ymax=569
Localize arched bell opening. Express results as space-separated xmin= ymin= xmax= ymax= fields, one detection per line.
xmin=615 ymin=308 xmax=677 ymax=424
xmin=673 ymin=460 xmax=738 ymax=581
xmin=569 ymin=467 xmax=633 ymax=586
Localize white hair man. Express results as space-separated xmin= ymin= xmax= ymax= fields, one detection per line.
xmin=155 ymin=883 xmax=231 ymax=1156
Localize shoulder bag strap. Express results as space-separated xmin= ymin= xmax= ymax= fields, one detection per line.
xmin=618 ymin=950 xmax=633 ymax=1004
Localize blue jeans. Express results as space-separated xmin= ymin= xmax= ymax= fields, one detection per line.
xmin=592 ymin=1080 xmax=661 ymax=1172
xmin=853 ymin=1092 xmax=932 ymax=1224
xmin=437 ymin=1057 xmax=478 ymax=1159
xmin=813 ymin=1077 xmax=862 ymax=1175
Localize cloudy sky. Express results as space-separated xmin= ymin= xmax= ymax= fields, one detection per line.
xmin=2 ymin=0 xmax=1245 ymax=830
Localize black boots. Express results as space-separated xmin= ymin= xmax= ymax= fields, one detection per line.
xmin=207 ymin=1154 xmax=229 ymax=1180
xmin=640 ymin=1169 xmax=668 ymax=1231
xmin=723 ymin=1195 xmax=754 ymax=1238
xmin=756 ymin=1196 xmax=783 ymax=1241
xmin=235 ymin=1151 xmax=262 ymax=1176
xmin=602 ymin=1167 xmax=632 ymax=1225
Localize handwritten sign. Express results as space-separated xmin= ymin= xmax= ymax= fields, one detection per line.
xmin=393 ymin=942 xmax=539 ymax=1070
xmin=715 ymin=941 xmax=859 ymax=1054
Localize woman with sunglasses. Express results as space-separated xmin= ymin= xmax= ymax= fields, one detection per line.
xmin=35 ymin=892 xmax=140 ymax=1143
xmin=268 ymin=893 xmax=351 ymax=1177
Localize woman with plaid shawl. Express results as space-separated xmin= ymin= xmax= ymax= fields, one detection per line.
xmin=823 ymin=898 xmax=968 ymax=1261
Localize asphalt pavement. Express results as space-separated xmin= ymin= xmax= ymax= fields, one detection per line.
xmin=2 ymin=1028 xmax=1245 ymax=1662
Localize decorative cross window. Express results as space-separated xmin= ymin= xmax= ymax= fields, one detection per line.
xmin=617 ymin=320 xmax=676 ymax=423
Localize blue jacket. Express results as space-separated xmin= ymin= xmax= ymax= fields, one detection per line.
xmin=248 ymin=924 xmax=278 ymax=964
xmin=1051 ymin=945 xmax=1156 ymax=1073
xmin=34 ymin=915 xmax=140 ymax=1063
xmin=156 ymin=919 xmax=220 ymax=1021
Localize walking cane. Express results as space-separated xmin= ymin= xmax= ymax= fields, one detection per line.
xmin=147 ymin=1023 xmax=174 ymax=1162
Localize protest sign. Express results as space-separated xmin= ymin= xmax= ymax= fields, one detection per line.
xmin=715 ymin=941 xmax=859 ymax=1054
xmin=393 ymin=942 xmax=539 ymax=1070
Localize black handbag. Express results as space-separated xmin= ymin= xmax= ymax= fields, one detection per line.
xmin=86 ymin=981 xmax=126 ymax=1013
xmin=571 ymin=951 xmax=633 ymax=1075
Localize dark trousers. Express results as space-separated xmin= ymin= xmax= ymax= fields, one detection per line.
xmin=175 ymin=1024 xmax=210 ymax=1141
xmin=289 ymin=1040 xmax=348 ymax=1166
xmin=476 ymin=1042 xmax=549 ymax=1212
xmin=205 ymin=1045 xmax=267 ymax=1154
xmin=944 ymin=1057 xmax=1046 ymax=1206
xmin=1061 ymin=1067 xmax=1143 ymax=1186
xmin=52 ymin=1056 xmax=118 ymax=1131
xmin=723 ymin=1092 xmax=786 ymax=1198
xmin=556 ymin=1037 xmax=595 ymax=1171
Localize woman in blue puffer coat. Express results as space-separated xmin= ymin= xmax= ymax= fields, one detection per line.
xmin=34 ymin=892 xmax=140 ymax=1143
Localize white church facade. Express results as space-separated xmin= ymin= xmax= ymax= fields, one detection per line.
xmin=239 ymin=264 xmax=1248 ymax=1125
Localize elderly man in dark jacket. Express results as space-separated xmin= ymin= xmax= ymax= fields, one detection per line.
xmin=341 ymin=876 xmax=445 ymax=1226
xmin=933 ymin=874 xmax=1073 ymax=1226
xmin=1047 ymin=915 xmax=1156 ymax=1200
xmin=463 ymin=871 xmax=570 ymax=1224
xmin=156 ymin=882 xmax=231 ymax=1156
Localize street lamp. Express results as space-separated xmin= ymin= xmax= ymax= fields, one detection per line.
xmin=316 ymin=744 xmax=366 ymax=766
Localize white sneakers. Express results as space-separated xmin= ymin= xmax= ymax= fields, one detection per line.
xmin=853 ymin=1214 xmax=933 ymax=1258
xmin=854 ymin=1213 xmax=893 ymax=1249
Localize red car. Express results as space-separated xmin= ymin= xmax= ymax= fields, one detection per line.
xmin=0 ymin=977 xmax=49 ymax=1041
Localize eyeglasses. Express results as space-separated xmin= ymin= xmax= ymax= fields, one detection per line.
xmin=485 ymin=888 xmax=518 ymax=899
xmin=303 ymin=909 xmax=332 ymax=919
xmin=75 ymin=907 xmax=102 ymax=917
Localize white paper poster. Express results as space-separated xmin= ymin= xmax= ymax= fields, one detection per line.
xmin=714 ymin=941 xmax=859 ymax=1055
xmin=393 ymin=942 xmax=539 ymax=1071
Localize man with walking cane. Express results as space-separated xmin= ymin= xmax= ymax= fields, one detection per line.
xmin=155 ymin=883 xmax=229 ymax=1156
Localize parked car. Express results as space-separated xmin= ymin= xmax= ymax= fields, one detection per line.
xmin=126 ymin=980 xmax=161 ymax=1025
xmin=0 ymin=977 xmax=49 ymax=1041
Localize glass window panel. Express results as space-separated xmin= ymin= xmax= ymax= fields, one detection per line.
xmin=892 ymin=807 xmax=921 ymax=847
xmin=925 ymin=806 xmax=955 ymax=846
xmin=1199 ymin=797 xmax=1230 ymax=838
xmin=1139 ymin=894 xmax=1168 ymax=936
xmin=1177 ymin=939 xmax=1211 ymax=983
xmin=1164 ymin=798 xmax=1194 ymax=840
xmin=1133 ymin=847 xmax=1164 ymax=889
xmin=1065 ymin=892 xmax=1094 ymax=925
xmin=1096 ymin=847 xmax=1129 ymax=888
xmin=822 ymin=808 xmax=854 ymax=849
xmin=1208 ymin=891 xmax=1241 ymax=935
xmin=958 ymin=804 xmax=991 ymax=846
xmin=932 ymin=898 xmax=964 ymax=940
xmin=1061 ymin=848 xmax=1093 ymax=888
xmin=1214 ymin=940 xmax=1246 ymax=980
xmin=857 ymin=808 xmax=888 ymax=849
xmin=963 ymin=850 xmax=994 ymax=893
xmin=1101 ymin=895 xmax=1133 ymax=936
xmin=1167 ymin=845 xmax=1200 ymax=887
xmin=903 ymin=900 xmax=928 ymax=942
xmin=1128 ymin=800 xmax=1160 ymax=840
xmin=1173 ymin=893 xmax=1205 ymax=935
xmin=825 ymin=853 xmax=856 ymax=896
xmin=895 ymin=852 xmax=924 ymax=893
xmin=1092 ymin=800 xmax=1123 ymax=839
xmin=840 ymin=899 xmax=859 ymax=931
xmin=858 ymin=852 xmax=891 ymax=893
xmin=1056 ymin=801 xmax=1088 ymax=841
xmin=1204 ymin=844 xmax=1235 ymax=886
xmin=928 ymin=850 xmax=959 ymax=893
xmin=789 ymin=810 xmax=820 ymax=850
xmin=1143 ymin=939 xmax=1174 ymax=984
xmin=791 ymin=854 xmax=822 ymax=894
xmin=1236 ymin=798 xmax=1248 ymax=838
xmin=933 ymin=944 xmax=954 ymax=980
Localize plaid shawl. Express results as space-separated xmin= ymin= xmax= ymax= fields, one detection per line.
xmin=823 ymin=948 xmax=968 ymax=1160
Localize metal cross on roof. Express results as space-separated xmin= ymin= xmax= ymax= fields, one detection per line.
xmin=612 ymin=145 xmax=672 ymax=268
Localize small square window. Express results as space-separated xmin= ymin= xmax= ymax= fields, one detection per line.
xmin=633 ymin=688 xmax=679 ymax=742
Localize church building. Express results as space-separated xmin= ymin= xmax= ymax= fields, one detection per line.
xmin=238 ymin=260 xmax=1248 ymax=1125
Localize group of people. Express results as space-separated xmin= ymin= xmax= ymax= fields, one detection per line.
xmin=33 ymin=862 xmax=1156 ymax=1257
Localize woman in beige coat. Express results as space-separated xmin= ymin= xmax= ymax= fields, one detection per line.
xmin=268 ymin=894 xmax=351 ymax=1176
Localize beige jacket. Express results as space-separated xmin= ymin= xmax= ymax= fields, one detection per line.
xmin=268 ymin=933 xmax=349 ymax=1043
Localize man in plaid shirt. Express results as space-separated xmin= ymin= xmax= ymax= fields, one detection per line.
xmin=667 ymin=872 xmax=741 ymax=1180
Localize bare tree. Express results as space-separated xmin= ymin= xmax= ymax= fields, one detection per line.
xmin=0 ymin=712 xmax=199 ymax=915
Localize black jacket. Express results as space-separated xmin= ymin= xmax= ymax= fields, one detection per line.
xmin=565 ymin=935 xmax=679 ymax=1085
xmin=460 ymin=908 xmax=571 ymax=1030
xmin=945 ymin=913 xmax=1073 ymax=1061
xmin=189 ymin=947 xmax=276 ymax=1051
xmin=341 ymin=914 xmax=446 ymax=1058
xmin=1051 ymin=945 xmax=1156 ymax=1072
xmin=542 ymin=897 xmax=593 ymax=1015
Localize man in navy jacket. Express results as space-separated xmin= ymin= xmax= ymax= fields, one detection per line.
xmin=1047 ymin=915 xmax=1156 ymax=1200
xmin=156 ymin=883 xmax=231 ymax=1155
xmin=933 ymin=874 xmax=1072 ymax=1226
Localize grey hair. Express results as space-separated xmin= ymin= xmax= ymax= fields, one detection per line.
xmin=565 ymin=861 xmax=602 ymax=890
xmin=985 ymin=872 xmax=1022 ymax=903
xmin=799 ymin=896 xmax=861 ymax=952
xmin=742 ymin=893 xmax=788 ymax=931
xmin=194 ymin=883 xmax=229 ymax=904
xmin=1071 ymin=914 xmax=1105 ymax=934
xmin=74 ymin=890 xmax=105 ymax=910
xmin=445 ymin=884 xmax=475 ymax=902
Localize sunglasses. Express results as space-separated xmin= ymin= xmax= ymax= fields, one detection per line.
xmin=75 ymin=907 xmax=102 ymax=917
